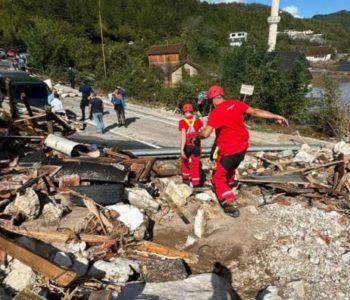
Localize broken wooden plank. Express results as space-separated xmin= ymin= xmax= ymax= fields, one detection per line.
xmin=13 ymin=288 xmax=46 ymax=300
xmin=0 ymin=233 xmax=77 ymax=286
xmin=277 ymin=160 xmax=344 ymax=176
xmin=130 ymin=241 xmax=198 ymax=264
xmin=88 ymin=290 xmax=113 ymax=300
xmin=13 ymin=113 xmax=47 ymax=123
xmin=237 ymin=173 xmax=308 ymax=185
xmin=0 ymin=225 xmax=117 ymax=245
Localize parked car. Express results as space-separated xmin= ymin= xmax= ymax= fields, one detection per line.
xmin=0 ymin=70 xmax=50 ymax=107
xmin=0 ymin=48 xmax=6 ymax=59
xmin=6 ymin=49 xmax=17 ymax=57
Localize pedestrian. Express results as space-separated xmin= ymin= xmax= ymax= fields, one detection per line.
xmin=89 ymin=92 xmax=105 ymax=134
xmin=67 ymin=67 xmax=75 ymax=89
xmin=79 ymin=80 xmax=93 ymax=121
xmin=50 ymin=92 xmax=65 ymax=114
xmin=195 ymin=85 xmax=288 ymax=217
xmin=111 ymin=86 xmax=126 ymax=126
xmin=179 ymin=103 xmax=203 ymax=188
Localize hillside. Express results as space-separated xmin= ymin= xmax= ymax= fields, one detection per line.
xmin=313 ymin=10 xmax=350 ymax=30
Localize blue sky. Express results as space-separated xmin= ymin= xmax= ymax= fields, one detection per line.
xmin=202 ymin=0 xmax=350 ymax=18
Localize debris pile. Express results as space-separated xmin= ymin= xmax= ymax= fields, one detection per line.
xmin=0 ymin=122 xmax=350 ymax=299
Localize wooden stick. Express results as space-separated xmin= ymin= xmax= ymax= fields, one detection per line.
xmin=130 ymin=241 xmax=198 ymax=264
xmin=277 ymin=160 xmax=344 ymax=176
xmin=0 ymin=233 xmax=77 ymax=286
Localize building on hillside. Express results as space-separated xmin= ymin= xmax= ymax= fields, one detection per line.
xmin=164 ymin=61 xmax=200 ymax=88
xmin=279 ymin=29 xmax=324 ymax=43
xmin=147 ymin=43 xmax=200 ymax=87
xmin=274 ymin=51 xmax=313 ymax=80
xmin=229 ymin=32 xmax=247 ymax=47
xmin=148 ymin=43 xmax=188 ymax=71
xmin=305 ymin=46 xmax=335 ymax=63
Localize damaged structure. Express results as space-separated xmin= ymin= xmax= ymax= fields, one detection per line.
xmin=1 ymin=82 xmax=350 ymax=299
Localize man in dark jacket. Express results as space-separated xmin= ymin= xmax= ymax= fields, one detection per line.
xmin=79 ymin=80 xmax=93 ymax=121
xmin=89 ymin=92 xmax=105 ymax=134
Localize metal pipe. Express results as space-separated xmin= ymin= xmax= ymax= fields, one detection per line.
xmin=125 ymin=144 xmax=310 ymax=158
xmin=44 ymin=134 xmax=93 ymax=157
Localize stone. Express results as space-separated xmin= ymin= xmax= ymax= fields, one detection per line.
xmin=126 ymin=187 xmax=160 ymax=212
xmin=287 ymin=280 xmax=305 ymax=299
xmin=293 ymin=150 xmax=316 ymax=163
xmin=88 ymin=258 xmax=139 ymax=284
xmin=195 ymin=192 xmax=212 ymax=202
xmin=201 ymin=202 xmax=225 ymax=220
xmin=53 ymin=252 xmax=72 ymax=267
xmin=107 ymin=204 xmax=148 ymax=231
xmin=194 ymin=209 xmax=206 ymax=238
xmin=280 ymin=149 xmax=294 ymax=157
xmin=42 ymin=202 xmax=67 ymax=224
xmin=4 ymin=259 xmax=36 ymax=291
xmin=117 ymin=273 xmax=237 ymax=300
xmin=71 ymin=256 xmax=89 ymax=277
xmin=163 ymin=181 xmax=192 ymax=207
xmin=244 ymin=205 xmax=259 ymax=214
xmin=333 ymin=141 xmax=350 ymax=156
xmin=341 ymin=252 xmax=350 ymax=263
xmin=184 ymin=235 xmax=197 ymax=248
xmin=138 ymin=259 xmax=188 ymax=282
xmin=4 ymin=188 xmax=40 ymax=220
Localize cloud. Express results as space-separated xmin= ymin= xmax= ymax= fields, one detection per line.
xmin=283 ymin=5 xmax=303 ymax=18
xmin=201 ymin=0 xmax=246 ymax=3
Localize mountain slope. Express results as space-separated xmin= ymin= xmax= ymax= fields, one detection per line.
xmin=313 ymin=10 xmax=350 ymax=30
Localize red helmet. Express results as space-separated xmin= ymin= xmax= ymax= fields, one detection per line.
xmin=207 ymin=85 xmax=224 ymax=100
xmin=182 ymin=103 xmax=193 ymax=112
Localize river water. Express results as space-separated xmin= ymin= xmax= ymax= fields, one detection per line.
xmin=307 ymin=81 xmax=350 ymax=102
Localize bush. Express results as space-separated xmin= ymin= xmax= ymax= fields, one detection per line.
xmin=310 ymin=76 xmax=350 ymax=138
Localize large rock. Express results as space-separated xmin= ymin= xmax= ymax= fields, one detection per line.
xmin=4 ymin=188 xmax=40 ymax=220
xmin=117 ymin=273 xmax=238 ymax=300
xmin=126 ymin=188 xmax=160 ymax=212
xmin=88 ymin=258 xmax=139 ymax=284
xmin=333 ymin=141 xmax=350 ymax=156
xmin=4 ymin=259 xmax=36 ymax=291
xmin=293 ymin=144 xmax=317 ymax=163
xmin=107 ymin=204 xmax=148 ymax=232
xmin=42 ymin=202 xmax=67 ymax=224
xmin=163 ymin=181 xmax=192 ymax=207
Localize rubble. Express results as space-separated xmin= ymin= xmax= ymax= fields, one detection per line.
xmin=163 ymin=181 xmax=192 ymax=206
xmin=3 ymin=259 xmax=36 ymax=291
xmin=1 ymin=95 xmax=350 ymax=299
xmin=126 ymin=187 xmax=160 ymax=212
xmin=4 ymin=188 xmax=40 ymax=220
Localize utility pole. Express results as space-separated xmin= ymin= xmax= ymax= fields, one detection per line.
xmin=267 ymin=0 xmax=281 ymax=52
xmin=98 ymin=0 xmax=107 ymax=79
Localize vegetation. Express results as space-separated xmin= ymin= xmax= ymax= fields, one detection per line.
xmin=0 ymin=0 xmax=349 ymax=128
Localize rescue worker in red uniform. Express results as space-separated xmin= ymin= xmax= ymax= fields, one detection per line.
xmin=179 ymin=104 xmax=203 ymax=187
xmin=195 ymin=85 xmax=288 ymax=217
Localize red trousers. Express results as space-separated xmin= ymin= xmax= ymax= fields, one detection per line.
xmin=211 ymin=151 xmax=246 ymax=202
xmin=181 ymin=145 xmax=201 ymax=186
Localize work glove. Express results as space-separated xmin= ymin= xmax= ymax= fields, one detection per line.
xmin=191 ymin=136 xmax=201 ymax=147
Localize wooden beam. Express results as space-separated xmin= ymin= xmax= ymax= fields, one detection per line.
xmin=0 ymin=233 xmax=77 ymax=286
xmin=0 ymin=225 xmax=117 ymax=245
xmin=130 ymin=241 xmax=198 ymax=264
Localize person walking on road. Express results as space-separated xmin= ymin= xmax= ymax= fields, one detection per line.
xmin=111 ymin=86 xmax=126 ymax=126
xmin=89 ymin=92 xmax=105 ymax=134
xmin=179 ymin=103 xmax=203 ymax=188
xmin=68 ymin=67 xmax=75 ymax=89
xmin=79 ymin=80 xmax=93 ymax=121
xmin=195 ymin=85 xmax=289 ymax=218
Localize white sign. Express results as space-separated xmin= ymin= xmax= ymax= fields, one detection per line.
xmin=240 ymin=84 xmax=254 ymax=96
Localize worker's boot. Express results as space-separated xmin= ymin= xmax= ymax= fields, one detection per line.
xmin=221 ymin=200 xmax=240 ymax=218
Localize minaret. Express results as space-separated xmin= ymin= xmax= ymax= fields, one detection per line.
xmin=267 ymin=0 xmax=281 ymax=52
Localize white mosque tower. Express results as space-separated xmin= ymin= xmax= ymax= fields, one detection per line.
xmin=267 ymin=0 xmax=281 ymax=52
